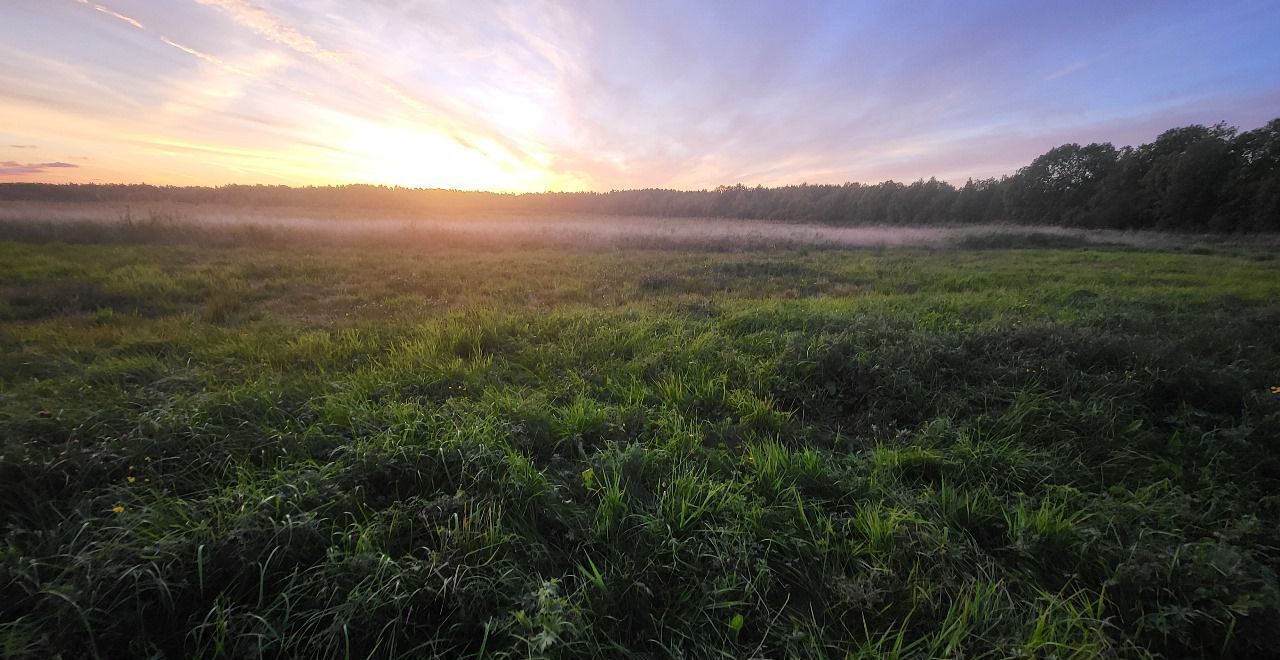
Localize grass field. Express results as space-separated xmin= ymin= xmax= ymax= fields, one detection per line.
xmin=2 ymin=220 xmax=1279 ymax=657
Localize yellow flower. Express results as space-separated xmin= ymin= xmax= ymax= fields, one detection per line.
xmin=127 ymin=476 xmax=136 ymax=484
xmin=111 ymin=505 xmax=125 ymax=513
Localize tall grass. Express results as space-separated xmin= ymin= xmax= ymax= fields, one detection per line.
xmin=0 ymin=235 xmax=1278 ymax=657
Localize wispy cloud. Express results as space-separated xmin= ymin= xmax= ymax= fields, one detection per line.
xmin=0 ymin=161 xmax=79 ymax=175
xmin=179 ymin=0 xmax=552 ymax=184
xmin=8 ymin=145 xmax=37 ymax=149
xmin=1044 ymin=58 xmax=1101 ymax=82
xmin=160 ymin=37 xmax=248 ymax=76
xmin=192 ymin=0 xmax=337 ymax=59
xmin=75 ymin=0 xmax=145 ymax=30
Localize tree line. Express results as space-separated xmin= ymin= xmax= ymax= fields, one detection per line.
xmin=3 ymin=118 xmax=1277 ymax=231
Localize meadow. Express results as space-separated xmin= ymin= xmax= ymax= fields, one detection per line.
xmin=1 ymin=213 xmax=1279 ymax=658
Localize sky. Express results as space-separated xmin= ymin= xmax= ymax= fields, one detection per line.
xmin=2 ymin=1 xmax=1279 ymax=192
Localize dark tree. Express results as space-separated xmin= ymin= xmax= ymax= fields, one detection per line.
xmin=1139 ymin=124 xmax=1238 ymax=230
xmin=1223 ymin=119 xmax=1280 ymax=232
xmin=1003 ymin=143 xmax=1118 ymax=226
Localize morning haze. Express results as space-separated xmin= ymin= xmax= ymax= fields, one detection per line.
xmin=2 ymin=2 xmax=1279 ymax=658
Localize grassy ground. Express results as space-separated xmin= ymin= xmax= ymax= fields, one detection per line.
xmin=1 ymin=234 xmax=1279 ymax=658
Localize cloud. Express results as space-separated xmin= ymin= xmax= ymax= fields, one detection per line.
xmin=192 ymin=0 xmax=337 ymax=58
xmin=0 ymin=161 xmax=79 ymax=175
xmin=8 ymin=145 xmax=37 ymax=149
xmin=160 ymin=37 xmax=249 ymax=76
xmin=232 ymin=2 xmax=569 ymax=185
xmin=87 ymin=2 xmax=146 ymax=29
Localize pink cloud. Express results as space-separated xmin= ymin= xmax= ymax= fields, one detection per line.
xmin=0 ymin=161 xmax=79 ymax=175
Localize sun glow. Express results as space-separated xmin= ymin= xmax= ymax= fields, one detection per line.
xmin=327 ymin=119 xmax=579 ymax=192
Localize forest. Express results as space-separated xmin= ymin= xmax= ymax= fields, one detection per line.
xmin=2 ymin=119 xmax=1278 ymax=232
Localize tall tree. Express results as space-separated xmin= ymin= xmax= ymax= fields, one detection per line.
xmin=1136 ymin=124 xmax=1236 ymax=230
xmin=1003 ymin=143 xmax=1118 ymax=226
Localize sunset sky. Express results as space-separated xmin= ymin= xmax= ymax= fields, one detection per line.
xmin=3 ymin=0 xmax=1279 ymax=191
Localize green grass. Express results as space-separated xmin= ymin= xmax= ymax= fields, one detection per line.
xmin=1 ymin=236 xmax=1279 ymax=658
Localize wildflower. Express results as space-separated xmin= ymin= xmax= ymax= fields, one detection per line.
xmin=111 ymin=505 xmax=125 ymax=513
xmin=1271 ymin=386 xmax=1280 ymax=395
xmin=127 ymin=476 xmax=136 ymax=484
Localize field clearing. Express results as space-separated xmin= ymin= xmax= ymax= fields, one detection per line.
xmin=1 ymin=215 xmax=1279 ymax=657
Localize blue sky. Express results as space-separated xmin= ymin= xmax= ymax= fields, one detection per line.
xmin=2 ymin=0 xmax=1278 ymax=190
